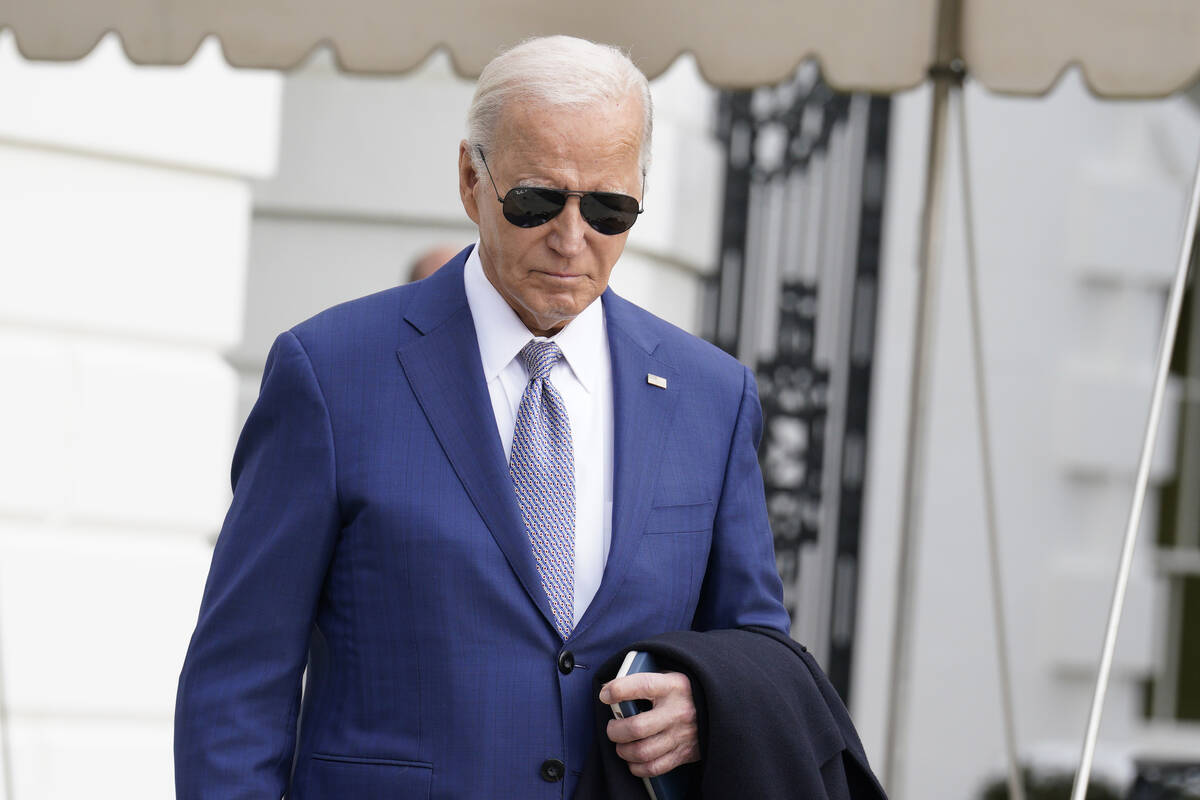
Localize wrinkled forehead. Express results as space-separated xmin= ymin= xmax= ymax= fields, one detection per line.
xmin=491 ymin=96 xmax=644 ymax=178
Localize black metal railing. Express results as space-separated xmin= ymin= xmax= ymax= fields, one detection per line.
xmin=706 ymin=67 xmax=890 ymax=701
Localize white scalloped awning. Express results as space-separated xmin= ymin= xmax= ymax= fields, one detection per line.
xmin=1 ymin=0 xmax=1198 ymax=97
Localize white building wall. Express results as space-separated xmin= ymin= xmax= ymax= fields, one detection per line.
xmin=0 ymin=34 xmax=280 ymax=799
xmin=853 ymin=73 xmax=1200 ymax=799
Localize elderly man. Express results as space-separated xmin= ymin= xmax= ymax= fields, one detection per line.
xmin=175 ymin=35 xmax=789 ymax=798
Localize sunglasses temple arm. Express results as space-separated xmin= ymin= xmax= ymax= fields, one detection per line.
xmin=474 ymin=146 xmax=505 ymax=203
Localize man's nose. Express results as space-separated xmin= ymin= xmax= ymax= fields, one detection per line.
xmin=547 ymin=196 xmax=588 ymax=257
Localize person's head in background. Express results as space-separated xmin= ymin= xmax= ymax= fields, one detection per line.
xmin=406 ymin=244 xmax=464 ymax=283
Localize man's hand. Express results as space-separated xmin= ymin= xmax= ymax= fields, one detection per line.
xmin=599 ymin=671 xmax=700 ymax=778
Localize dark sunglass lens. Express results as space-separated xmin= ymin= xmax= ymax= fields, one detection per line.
xmin=503 ymin=187 xmax=567 ymax=228
xmin=580 ymin=193 xmax=640 ymax=235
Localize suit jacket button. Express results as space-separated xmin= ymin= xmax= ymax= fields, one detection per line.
xmin=540 ymin=758 xmax=566 ymax=782
xmin=557 ymin=650 xmax=575 ymax=674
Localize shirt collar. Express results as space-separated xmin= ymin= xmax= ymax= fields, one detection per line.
xmin=463 ymin=242 xmax=606 ymax=393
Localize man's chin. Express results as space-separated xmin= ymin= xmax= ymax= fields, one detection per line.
xmin=522 ymin=305 xmax=582 ymax=336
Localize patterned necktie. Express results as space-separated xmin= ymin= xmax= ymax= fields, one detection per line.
xmin=509 ymin=339 xmax=576 ymax=639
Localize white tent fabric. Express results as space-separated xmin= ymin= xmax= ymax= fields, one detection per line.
xmin=0 ymin=0 xmax=937 ymax=90
xmin=1 ymin=0 xmax=1197 ymax=96
xmin=965 ymin=0 xmax=1200 ymax=97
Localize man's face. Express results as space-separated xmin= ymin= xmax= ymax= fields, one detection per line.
xmin=458 ymin=96 xmax=644 ymax=336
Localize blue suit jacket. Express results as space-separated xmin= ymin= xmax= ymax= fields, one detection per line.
xmin=175 ymin=247 xmax=789 ymax=799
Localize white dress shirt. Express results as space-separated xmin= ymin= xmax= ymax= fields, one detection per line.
xmin=463 ymin=244 xmax=614 ymax=626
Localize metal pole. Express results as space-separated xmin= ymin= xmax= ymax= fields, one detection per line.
xmin=881 ymin=0 xmax=962 ymax=780
xmin=955 ymin=86 xmax=1026 ymax=800
xmin=1069 ymin=147 xmax=1200 ymax=800
xmin=881 ymin=66 xmax=950 ymax=795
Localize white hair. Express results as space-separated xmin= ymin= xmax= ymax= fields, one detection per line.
xmin=467 ymin=35 xmax=654 ymax=176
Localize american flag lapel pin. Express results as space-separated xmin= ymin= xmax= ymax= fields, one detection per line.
xmin=646 ymin=373 xmax=667 ymax=389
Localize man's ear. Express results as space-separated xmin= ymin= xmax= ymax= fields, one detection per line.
xmin=458 ymin=140 xmax=481 ymax=225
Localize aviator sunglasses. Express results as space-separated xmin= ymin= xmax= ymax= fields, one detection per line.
xmin=476 ymin=146 xmax=644 ymax=235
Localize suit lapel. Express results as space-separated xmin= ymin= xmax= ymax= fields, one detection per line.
xmin=572 ymin=291 xmax=681 ymax=640
xmin=395 ymin=258 xmax=556 ymax=631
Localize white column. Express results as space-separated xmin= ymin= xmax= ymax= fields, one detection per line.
xmin=0 ymin=33 xmax=280 ymax=799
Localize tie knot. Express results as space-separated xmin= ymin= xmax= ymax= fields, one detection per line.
xmin=520 ymin=339 xmax=562 ymax=382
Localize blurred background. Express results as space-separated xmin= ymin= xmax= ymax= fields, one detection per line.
xmin=1 ymin=2 xmax=1199 ymax=798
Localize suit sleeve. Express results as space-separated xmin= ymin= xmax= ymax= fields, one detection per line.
xmin=692 ymin=365 xmax=791 ymax=634
xmin=175 ymin=330 xmax=341 ymax=799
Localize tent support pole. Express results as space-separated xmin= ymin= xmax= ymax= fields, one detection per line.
xmin=956 ymin=85 xmax=1026 ymax=800
xmin=1069 ymin=145 xmax=1200 ymax=800
xmin=880 ymin=51 xmax=956 ymax=800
